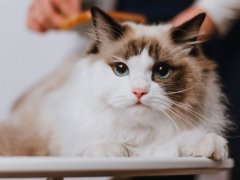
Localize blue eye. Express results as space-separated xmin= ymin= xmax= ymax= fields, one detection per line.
xmin=153 ymin=63 xmax=172 ymax=79
xmin=112 ymin=62 xmax=129 ymax=77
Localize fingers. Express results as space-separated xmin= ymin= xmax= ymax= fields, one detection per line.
xmin=170 ymin=6 xmax=217 ymax=40
xmin=51 ymin=0 xmax=81 ymax=17
xmin=42 ymin=0 xmax=64 ymax=28
xmin=28 ymin=16 xmax=46 ymax=32
xmin=28 ymin=0 xmax=47 ymax=32
xmin=27 ymin=0 xmax=81 ymax=33
xmin=171 ymin=6 xmax=204 ymax=26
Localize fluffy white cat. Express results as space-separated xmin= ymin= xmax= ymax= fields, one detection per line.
xmin=0 ymin=7 xmax=229 ymax=160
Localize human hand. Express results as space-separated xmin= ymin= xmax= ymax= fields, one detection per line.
xmin=171 ymin=6 xmax=217 ymax=40
xmin=28 ymin=0 xmax=82 ymax=32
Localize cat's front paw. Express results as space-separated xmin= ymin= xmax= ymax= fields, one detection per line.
xmin=81 ymin=141 xmax=130 ymax=157
xmin=180 ymin=133 xmax=228 ymax=160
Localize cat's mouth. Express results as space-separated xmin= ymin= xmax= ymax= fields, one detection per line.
xmin=136 ymin=101 xmax=141 ymax=105
xmin=133 ymin=100 xmax=149 ymax=108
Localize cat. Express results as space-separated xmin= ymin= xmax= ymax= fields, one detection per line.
xmin=0 ymin=6 xmax=230 ymax=160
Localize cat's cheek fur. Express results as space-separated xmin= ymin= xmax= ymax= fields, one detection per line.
xmin=141 ymin=83 xmax=173 ymax=111
xmin=88 ymin=60 xmax=135 ymax=109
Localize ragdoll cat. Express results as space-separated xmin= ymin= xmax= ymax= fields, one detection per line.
xmin=0 ymin=7 xmax=229 ymax=160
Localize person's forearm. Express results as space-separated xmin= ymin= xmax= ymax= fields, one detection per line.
xmin=172 ymin=0 xmax=240 ymax=40
xmin=171 ymin=6 xmax=217 ymax=40
xmin=195 ymin=0 xmax=240 ymax=36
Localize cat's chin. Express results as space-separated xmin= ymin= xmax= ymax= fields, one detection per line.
xmin=127 ymin=103 xmax=152 ymax=113
xmin=111 ymin=101 xmax=164 ymax=115
xmin=112 ymin=102 xmax=151 ymax=114
xmin=132 ymin=103 xmax=150 ymax=109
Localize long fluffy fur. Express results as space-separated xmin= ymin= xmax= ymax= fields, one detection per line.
xmin=0 ymin=8 xmax=230 ymax=159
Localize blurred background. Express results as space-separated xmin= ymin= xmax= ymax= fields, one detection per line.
xmin=0 ymin=0 xmax=239 ymax=180
xmin=0 ymin=0 xmax=117 ymax=119
xmin=0 ymin=0 xmax=88 ymax=119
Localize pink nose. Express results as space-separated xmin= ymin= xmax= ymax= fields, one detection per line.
xmin=132 ymin=88 xmax=148 ymax=99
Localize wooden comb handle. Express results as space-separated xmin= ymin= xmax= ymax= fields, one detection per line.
xmin=61 ymin=10 xmax=147 ymax=30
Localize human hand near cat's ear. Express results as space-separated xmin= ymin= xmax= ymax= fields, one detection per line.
xmin=171 ymin=5 xmax=217 ymax=40
xmin=27 ymin=0 xmax=82 ymax=32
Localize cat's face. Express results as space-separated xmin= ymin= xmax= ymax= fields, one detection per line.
xmin=88 ymin=7 xmax=216 ymax=126
xmin=96 ymin=47 xmax=172 ymax=112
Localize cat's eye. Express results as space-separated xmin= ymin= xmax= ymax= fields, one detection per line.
xmin=152 ymin=63 xmax=172 ymax=79
xmin=112 ymin=62 xmax=129 ymax=77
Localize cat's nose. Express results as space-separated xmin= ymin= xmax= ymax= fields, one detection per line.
xmin=132 ymin=88 xmax=148 ymax=99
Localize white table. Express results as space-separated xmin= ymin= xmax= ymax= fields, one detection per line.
xmin=0 ymin=157 xmax=233 ymax=179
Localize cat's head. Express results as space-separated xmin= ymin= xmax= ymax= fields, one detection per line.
xmin=87 ymin=7 xmax=217 ymax=128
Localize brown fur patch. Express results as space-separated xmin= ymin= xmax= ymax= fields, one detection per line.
xmin=161 ymin=56 xmax=217 ymax=129
xmin=114 ymin=37 xmax=161 ymax=61
xmin=152 ymin=63 xmax=191 ymax=102
xmin=0 ymin=121 xmax=49 ymax=156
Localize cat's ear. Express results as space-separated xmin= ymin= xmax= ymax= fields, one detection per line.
xmin=171 ymin=13 xmax=206 ymax=54
xmin=90 ymin=6 xmax=125 ymax=45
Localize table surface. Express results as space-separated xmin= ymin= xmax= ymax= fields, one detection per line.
xmin=0 ymin=157 xmax=234 ymax=178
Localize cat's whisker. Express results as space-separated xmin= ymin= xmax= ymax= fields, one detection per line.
xmin=168 ymin=107 xmax=197 ymax=129
xmin=158 ymin=109 xmax=182 ymax=134
xmin=162 ymin=86 xmax=196 ymax=95
xmin=166 ymin=107 xmax=191 ymax=129
xmin=148 ymin=97 xmax=204 ymax=129
xmin=164 ymin=109 xmax=186 ymax=132
xmin=166 ymin=101 xmax=211 ymax=129
xmin=146 ymin=99 xmax=188 ymax=130
xmin=171 ymin=101 xmax=209 ymax=122
xmin=153 ymin=97 xmax=202 ymax=120
xmin=148 ymin=99 xmax=171 ymax=109
xmin=167 ymin=106 xmax=194 ymax=131
xmin=149 ymin=100 xmax=182 ymax=131
xmin=174 ymin=106 xmax=206 ymax=125
xmin=160 ymin=98 xmax=205 ymax=122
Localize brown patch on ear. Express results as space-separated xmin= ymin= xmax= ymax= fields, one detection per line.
xmin=0 ymin=121 xmax=50 ymax=156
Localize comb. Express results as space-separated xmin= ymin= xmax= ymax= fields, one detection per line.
xmin=61 ymin=10 xmax=147 ymax=30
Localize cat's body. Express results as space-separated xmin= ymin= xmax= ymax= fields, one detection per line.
xmin=0 ymin=7 xmax=229 ymax=159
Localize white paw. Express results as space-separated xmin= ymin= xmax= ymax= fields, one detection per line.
xmin=81 ymin=141 xmax=130 ymax=157
xmin=180 ymin=133 xmax=228 ymax=160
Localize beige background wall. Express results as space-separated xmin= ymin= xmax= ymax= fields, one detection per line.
xmin=0 ymin=0 xmax=88 ymax=119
